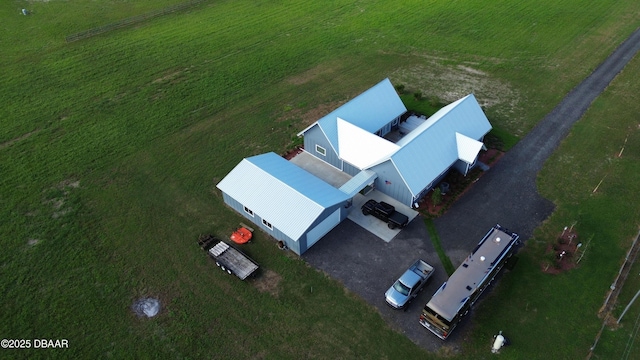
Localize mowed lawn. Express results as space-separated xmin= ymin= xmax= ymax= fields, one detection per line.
xmin=461 ymin=52 xmax=640 ymax=360
xmin=1 ymin=0 xmax=639 ymax=358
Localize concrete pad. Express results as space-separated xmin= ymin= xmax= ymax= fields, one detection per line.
xmin=289 ymin=151 xmax=352 ymax=188
xmin=348 ymin=190 xmax=419 ymax=242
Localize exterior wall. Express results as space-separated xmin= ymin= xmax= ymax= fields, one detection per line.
xmin=369 ymin=159 xmax=452 ymax=207
xmin=413 ymin=171 xmax=448 ymax=205
xmin=376 ymin=122 xmax=392 ymax=137
xmin=414 ymin=185 xmax=434 ymax=207
xmin=452 ymin=160 xmax=469 ymax=175
xmin=222 ymin=192 xmax=299 ymax=252
xmin=303 ymin=125 xmax=342 ymax=169
xmin=297 ymin=202 xmax=348 ymax=254
xmin=221 ymin=193 xmax=349 ymax=255
xmin=342 ymin=161 xmax=361 ymax=176
xmin=453 ymin=155 xmax=478 ymax=176
xmin=375 ymin=116 xmax=401 ymax=137
xmin=369 ymin=160 xmax=414 ymax=207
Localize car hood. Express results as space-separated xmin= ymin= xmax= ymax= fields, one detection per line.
xmin=385 ymin=286 xmax=409 ymax=308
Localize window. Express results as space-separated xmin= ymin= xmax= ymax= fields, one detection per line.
xmin=315 ymin=144 xmax=326 ymax=156
xmin=262 ymin=219 xmax=273 ymax=230
xmin=243 ymin=206 xmax=254 ymax=217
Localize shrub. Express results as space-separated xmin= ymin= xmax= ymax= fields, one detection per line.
xmin=431 ymin=187 xmax=442 ymax=206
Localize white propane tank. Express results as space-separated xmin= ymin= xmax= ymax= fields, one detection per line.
xmin=491 ymin=334 xmax=505 ymax=353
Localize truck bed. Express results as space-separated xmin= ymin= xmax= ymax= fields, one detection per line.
xmin=209 ymin=242 xmax=259 ymax=280
xmin=410 ymin=260 xmax=434 ymax=279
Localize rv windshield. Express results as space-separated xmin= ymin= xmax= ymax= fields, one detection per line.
xmin=423 ymin=306 xmax=452 ymax=328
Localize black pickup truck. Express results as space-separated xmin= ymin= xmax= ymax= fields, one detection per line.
xmin=361 ymin=199 xmax=409 ymax=229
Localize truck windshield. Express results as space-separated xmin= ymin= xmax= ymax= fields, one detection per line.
xmin=393 ymin=281 xmax=410 ymax=296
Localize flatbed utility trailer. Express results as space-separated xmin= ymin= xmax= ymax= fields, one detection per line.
xmin=198 ymin=235 xmax=259 ymax=280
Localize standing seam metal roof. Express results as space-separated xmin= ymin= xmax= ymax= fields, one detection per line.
xmin=216 ymin=152 xmax=349 ymax=240
xmin=390 ymin=94 xmax=492 ymax=196
xmin=298 ymin=78 xmax=407 ymax=154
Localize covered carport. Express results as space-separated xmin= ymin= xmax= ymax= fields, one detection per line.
xmin=348 ymin=190 xmax=419 ymax=242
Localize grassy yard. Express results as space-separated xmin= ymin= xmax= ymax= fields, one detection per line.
xmin=461 ymin=52 xmax=640 ymax=360
xmin=1 ymin=0 xmax=640 ymax=358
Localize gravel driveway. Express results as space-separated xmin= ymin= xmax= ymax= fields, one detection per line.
xmin=304 ymin=27 xmax=640 ymax=353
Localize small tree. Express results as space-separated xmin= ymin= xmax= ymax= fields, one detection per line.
xmin=431 ymin=187 xmax=442 ymax=206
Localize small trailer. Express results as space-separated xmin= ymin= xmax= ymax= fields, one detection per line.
xmin=198 ymin=235 xmax=259 ymax=280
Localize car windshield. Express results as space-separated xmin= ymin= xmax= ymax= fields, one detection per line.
xmin=393 ymin=281 xmax=410 ymax=296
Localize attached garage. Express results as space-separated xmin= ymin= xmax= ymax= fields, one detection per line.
xmin=306 ymin=207 xmax=341 ymax=248
xmin=217 ymin=152 xmax=350 ymax=255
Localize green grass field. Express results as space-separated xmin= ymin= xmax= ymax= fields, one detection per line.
xmin=465 ymin=54 xmax=640 ymax=360
xmin=2 ymin=0 xmax=640 ymax=358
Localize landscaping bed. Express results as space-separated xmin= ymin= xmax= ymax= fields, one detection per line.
xmin=418 ymin=148 xmax=504 ymax=217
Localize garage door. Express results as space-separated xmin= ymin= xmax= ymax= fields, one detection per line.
xmin=306 ymin=208 xmax=341 ymax=248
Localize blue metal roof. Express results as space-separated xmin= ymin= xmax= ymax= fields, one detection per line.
xmin=338 ymin=169 xmax=377 ymax=198
xmin=391 ymin=94 xmax=492 ymax=196
xmin=216 ymin=153 xmax=349 ymax=240
xmin=302 ymin=78 xmax=407 ymax=154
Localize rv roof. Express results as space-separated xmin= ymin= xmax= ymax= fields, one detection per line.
xmin=426 ymin=227 xmax=517 ymax=321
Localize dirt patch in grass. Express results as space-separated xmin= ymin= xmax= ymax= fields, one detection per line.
xmin=59 ymin=179 xmax=80 ymax=189
xmin=391 ymin=58 xmax=525 ymax=134
xmin=152 ymin=69 xmax=185 ymax=84
xmin=436 ymin=344 xmax=460 ymax=358
xmin=277 ymin=100 xmax=346 ymax=129
xmin=0 ymin=129 xmax=40 ymax=150
xmin=282 ymin=145 xmax=304 ymax=160
xmin=541 ymin=228 xmax=580 ymax=275
xmin=252 ymin=269 xmax=282 ymax=297
xmin=285 ymin=62 xmax=341 ymax=85
xmin=42 ymin=179 xmax=80 ymax=219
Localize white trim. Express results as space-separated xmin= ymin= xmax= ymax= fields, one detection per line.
xmin=315 ymin=144 xmax=326 ymax=157
xmin=316 ymin=122 xmax=340 ymax=159
xmin=297 ymin=122 xmax=318 ymax=137
xmin=243 ymin=206 xmax=254 ymax=217
xmin=389 ymin=159 xmax=416 ymax=199
xmin=455 ymin=132 xmax=484 ymax=164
